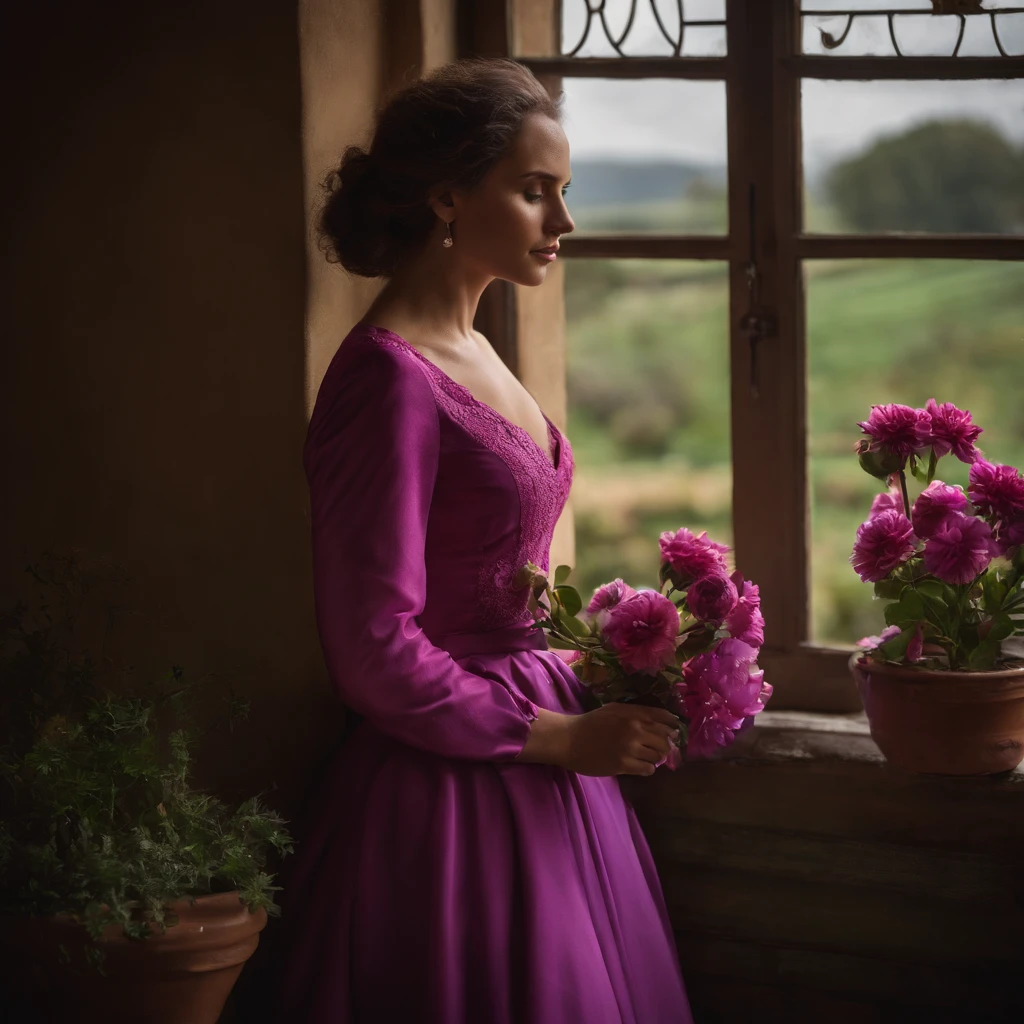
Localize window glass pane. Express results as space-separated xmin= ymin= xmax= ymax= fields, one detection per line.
xmin=800 ymin=0 xmax=1024 ymax=57
xmin=562 ymin=0 xmax=726 ymax=58
xmin=803 ymin=79 xmax=1024 ymax=234
xmin=807 ymin=258 xmax=1024 ymax=646
xmin=565 ymin=259 xmax=732 ymax=598
xmin=562 ymin=78 xmax=728 ymax=234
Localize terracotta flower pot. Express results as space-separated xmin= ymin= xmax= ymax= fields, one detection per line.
xmin=849 ymin=652 xmax=1024 ymax=775
xmin=2 ymin=891 xmax=267 ymax=1024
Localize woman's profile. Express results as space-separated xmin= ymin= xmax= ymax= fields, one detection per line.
xmin=271 ymin=56 xmax=693 ymax=1023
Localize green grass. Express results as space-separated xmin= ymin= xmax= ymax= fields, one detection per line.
xmin=570 ymin=195 xmax=728 ymax=235
xmin=565 ymin=254 xmax=1024 ymax=645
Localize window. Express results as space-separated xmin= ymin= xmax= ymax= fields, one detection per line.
xmin=465 ymin=0 xmax=1024 ymax=711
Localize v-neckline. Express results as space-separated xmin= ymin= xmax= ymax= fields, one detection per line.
xmin=364 ymin=324 xmax=562 ymax=472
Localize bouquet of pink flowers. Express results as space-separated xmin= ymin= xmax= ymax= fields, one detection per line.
xmin=518 ymin=528 xmax=772 ymax=769
xmin=852 ymin=400 xmax=1024 ymax=670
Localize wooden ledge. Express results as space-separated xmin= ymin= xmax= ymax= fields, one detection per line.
xmin=707 ymin=708 xmax=1024 ymax=778
xmin=621 ymin=710 xmax=1024 ymax=853
xmin=720 ymin=710 xmax=883 ymax=766
xmin=620 ymin=710 xmax=1024 ymax=1019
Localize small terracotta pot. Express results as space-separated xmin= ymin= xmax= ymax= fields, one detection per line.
xmin=850 ymin=652 xmax=1024 ymax=775
xmin=3 ymin=891 xmax=267 ymax=1024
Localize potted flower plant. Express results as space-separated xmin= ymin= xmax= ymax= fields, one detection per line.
xmin=518 ymin=524 xmax=772 ymax=767
xmin=0 ymin=553 xmax=294 ymax=1023
xmin=848 ymin=401 xmax=1024 ymax=775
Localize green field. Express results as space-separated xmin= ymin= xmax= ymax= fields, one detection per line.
xmin=565 ymin=254 xmax=1024 ymax=645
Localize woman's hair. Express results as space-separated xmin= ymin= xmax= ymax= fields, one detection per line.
xmin=319 ymin=57 xmax=563 ymax=278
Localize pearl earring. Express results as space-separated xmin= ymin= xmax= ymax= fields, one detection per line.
xmin=442 ymin=221 xmax=453 ymax=248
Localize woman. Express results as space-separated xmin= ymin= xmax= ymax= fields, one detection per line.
xmin=272 ymin=57 xmax=693 ymax=1023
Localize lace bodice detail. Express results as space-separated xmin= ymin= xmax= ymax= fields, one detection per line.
xmin=352 ymin=325 xmax=574 ymax=630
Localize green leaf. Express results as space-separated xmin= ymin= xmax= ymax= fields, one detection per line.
xmin=554 ymin=585 xmax=582 ymax=619
xmin=914 ymin=579 xmax=945 ymax=601
xmin=926 ymin=448 xmax=938 ymax=485
xmin=553 ymin=564 xmax=572 ymax=587
xmin=561 ymin=614 xmax=591 ymax=639
xmin=884 ymin=590 xmax=925 ymax=628
xmin=873 ymin=579 xmax=905 ymax=601
xmin=908 ymin=454 xmax=927 ymax=483
xmin=859 ymin=449 xmax=903 ymax=481
xmin=968 ymin=639 xmax=1000 ymax=671
xmin=984 ymin=613 xmax=1014 ymax=644
xmin=545 ymin=636 xmax=579 ymax=650
xmin=1003 ymin=581 xmax=1024 ymax=612
xmin=911 ymin=580 xmax=953 ymax=634
xmin=877 ymin=627 xmax=914 ymax=661
xmin=981 ymin=570 xmax=1009 ymax=615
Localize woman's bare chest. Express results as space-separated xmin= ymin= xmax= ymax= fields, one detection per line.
xmin=415 ymin=340 xmax=551 ymax=459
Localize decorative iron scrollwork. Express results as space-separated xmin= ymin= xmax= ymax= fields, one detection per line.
xmin=803 ymin=5 xmax=1024 ymax=58
xmin=563 ymin=0 xmax=727 ymax=58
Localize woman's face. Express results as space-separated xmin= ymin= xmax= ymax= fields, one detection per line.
xmin=446 ymin=112 xmax=575 ymax=287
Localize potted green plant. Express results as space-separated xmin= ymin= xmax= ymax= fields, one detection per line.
xmin=848 ymin=401 xmax=1024 ymax=775
xmin=0 ymin=553 xmax=294 ymax=1023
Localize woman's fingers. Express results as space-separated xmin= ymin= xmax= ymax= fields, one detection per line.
xmin=643 ymin=708 xmax=683 ymax=729
xmin=636 ymin=737 xmax=671 ymax=760
xmin=650 ymin=722 xmax=680 ymax=740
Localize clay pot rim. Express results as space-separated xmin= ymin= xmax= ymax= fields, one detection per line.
xmin=53 ymin=889 xmax=249 ymax=920
xmin=3 ymin=891 xmax=257 ymax=937
xmin=849 ymin=651 xmax=1024 ymax=685
xmin=16 ymin=890 xmax=267 ymax=954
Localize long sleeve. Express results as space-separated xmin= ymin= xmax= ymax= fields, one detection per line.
xmin=304 ymin=342 xmax=540 ymax=761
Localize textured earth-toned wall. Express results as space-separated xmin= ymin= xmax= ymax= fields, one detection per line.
xmin=0 ymin=0 xmax=334 ymax=812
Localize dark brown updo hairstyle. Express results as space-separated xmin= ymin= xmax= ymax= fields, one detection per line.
xmin=319 ymin=58 xmax=563 ymax=278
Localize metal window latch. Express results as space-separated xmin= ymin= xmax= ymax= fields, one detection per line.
xmin=739 ymin=185 xmax=778 ymax=400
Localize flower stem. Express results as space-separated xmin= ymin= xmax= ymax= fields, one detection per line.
xmin=897 ymin=469 xmax=911 ymax=520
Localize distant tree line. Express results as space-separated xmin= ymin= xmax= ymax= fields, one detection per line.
xmin=827 ymin=119 xmax=1024 ymax=234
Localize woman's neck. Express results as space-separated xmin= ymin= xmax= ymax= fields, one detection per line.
xmin=362 ymin=252 xmax=493 ymax=354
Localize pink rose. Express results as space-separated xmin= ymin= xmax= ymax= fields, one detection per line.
xmin=922 ymin=511 xmax=998 ymax=585
xmin=680 ymin=639 xmax=771 ymax=760
xmin=856 ymin=404 xmax=931 ymax=462
xmin=850 ymin=509 xmax=918 ymax=583
xmin=602 ymin=590 xmax=680 ymax=675
xmin=659 ymin=528 xmax=729 ymax=586
xmin=968 ymin=459 xmax=1024 ymax=556
xmin=584 ymin=577 xmax=637 ymax=630
xmin=969 ymin=459 xmax=1024 ymax=522
xmin=857 ymin=624 xmax=901 ymax=650
xmin=686 ymin=573 xmax=739 ymax=624
xmin=870 ymin=485 xmax=904 ymax=516
xmin=723 ymin=572 xmax=765 ymax=647
xmin=997 ymin=517 xmax=1024 ymax=556
xmin=911 ymin=480 xmax=968 ymax=539
xmin=924 ymin=399 xmax=983 ymax=465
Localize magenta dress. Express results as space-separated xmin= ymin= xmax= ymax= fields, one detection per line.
xmin=273 ymin=323 xmax=692 ymax=1023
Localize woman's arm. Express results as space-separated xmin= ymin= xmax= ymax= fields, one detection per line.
xmin=305 ymin=342 xmax=541 ymax=761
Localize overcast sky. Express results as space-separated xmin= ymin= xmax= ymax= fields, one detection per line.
xmin=559 ymin=1 xmax=1024 ymax=174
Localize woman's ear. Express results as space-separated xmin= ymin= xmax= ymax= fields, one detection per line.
xmin=428 ymin=188 xmax=456 ymax=222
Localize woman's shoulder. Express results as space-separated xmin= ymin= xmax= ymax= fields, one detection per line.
xmin=317 ymin=322 xmax=435 ymax=408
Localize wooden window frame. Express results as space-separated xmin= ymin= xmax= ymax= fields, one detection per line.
xmin=460 ymin=0 xmax=1024 ymax=712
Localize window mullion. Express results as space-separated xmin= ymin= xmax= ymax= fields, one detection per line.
xmin=727 ymin=0 xmax=829 ymax=706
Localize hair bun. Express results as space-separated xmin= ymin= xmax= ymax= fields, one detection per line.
xmin=337 ymin=147 xmax=375 ymax=196
xmin=319 ymin=146 xmax=394 ymax=278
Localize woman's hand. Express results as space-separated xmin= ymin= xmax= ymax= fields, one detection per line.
xmin=562 ymin=703 xmax=681 ymax=777
xmin=515 ymin=705 xmax=680 ymax=777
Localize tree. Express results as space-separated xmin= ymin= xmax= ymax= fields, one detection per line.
xmin=826 ymin=119 xmax=1024 ymax=234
